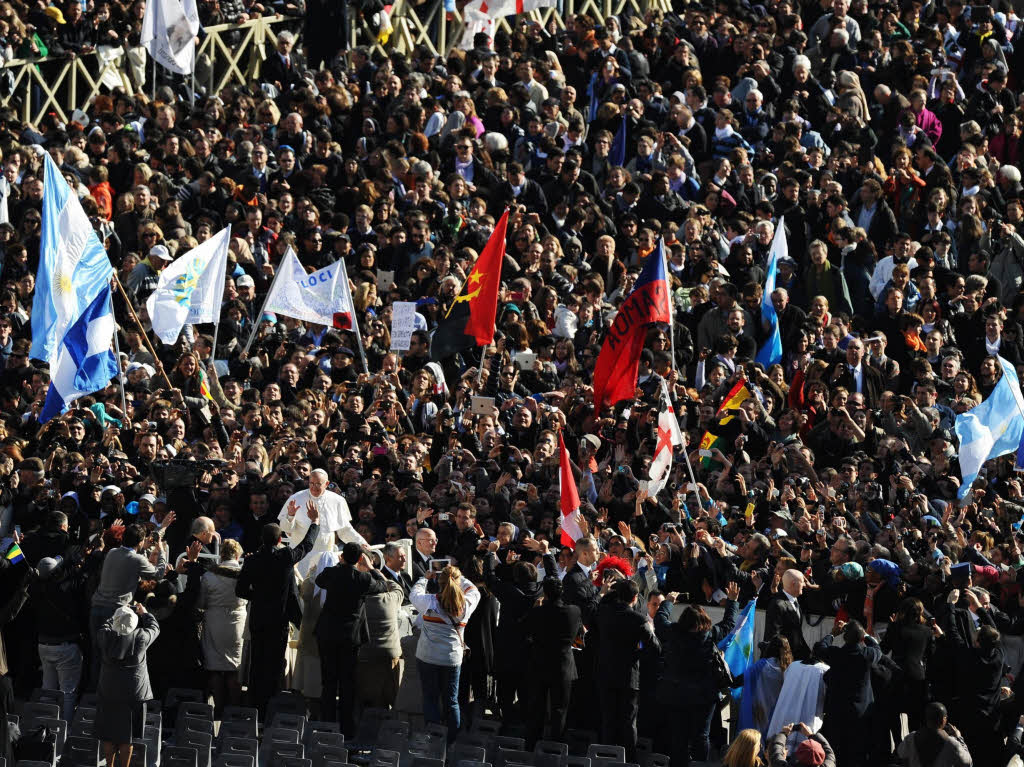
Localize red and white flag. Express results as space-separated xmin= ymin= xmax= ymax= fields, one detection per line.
xmin=558 ymin=432 xmax=584 ymax=549
xmin=463 ymin=0 xmax=553 ymax=16
xmin=647 ymin=380 xmax=684 ymax=497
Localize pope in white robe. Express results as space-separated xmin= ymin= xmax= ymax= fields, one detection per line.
xmin=278 ymin=469 xmax=367 ymax=576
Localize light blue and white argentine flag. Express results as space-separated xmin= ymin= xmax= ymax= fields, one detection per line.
xmin=954 ymin=355 xmax=1024 ymax=501
xmin=755 ymin=215 xmax=786 ymax=369
xmin=31 ymin=152 xmax=113 ymax=366
xmin=39 ymin=285 xmax=119 ymax=423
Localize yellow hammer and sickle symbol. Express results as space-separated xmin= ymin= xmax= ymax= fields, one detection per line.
xmin=444 ymin=271 xmax=485 ymax=318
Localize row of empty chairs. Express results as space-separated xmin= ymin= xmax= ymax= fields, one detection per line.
xmin=11 ymin=689 xmax=670 ymax=767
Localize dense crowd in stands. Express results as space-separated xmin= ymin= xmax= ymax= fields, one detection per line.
xmin=4 ymin=0 xmax=1024 ymax=765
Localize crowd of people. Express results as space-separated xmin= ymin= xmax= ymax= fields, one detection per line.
xmin=1 ymin=0 xmax=1024 ymax=765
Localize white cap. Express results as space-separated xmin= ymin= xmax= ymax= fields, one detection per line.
xmin=149 ymin=245 xmax=172 ymax=261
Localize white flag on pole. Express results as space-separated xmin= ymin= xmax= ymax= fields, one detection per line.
xmin=146 ymin=226 xmax=230 ymax=344
xmin=647 ymin=380 xmax=685 ymax=497
xmin=263 ymin=248 xmax=355 ymax=329
xmin=141 ymin=0 xmax=197 ymax=75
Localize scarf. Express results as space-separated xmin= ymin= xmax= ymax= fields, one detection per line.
xmin=714 ymin=125 xmax=735 ymax=141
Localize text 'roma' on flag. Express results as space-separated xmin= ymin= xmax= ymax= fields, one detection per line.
xmin=430 ymin=208 xmax=508 ymax=361
xmin=558 ymin=431 xmax=584 ymax=549
xmin=591 ymin=239 xmax=671 ymax=408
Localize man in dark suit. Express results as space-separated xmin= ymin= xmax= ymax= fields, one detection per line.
xmin=382 ymin=542 xmax=413 ymax=602
xmin=411 ymin=528 xmax=437 ymax=581
xmin=595 ymin=579 xmax=661 ymax=760
xmin=236 ymin=504 xmax=319 ymax=714
xmin=490 ymin=161 xmax=547 ymax=217
xmin=814 ymin=620 xmax=882 ymax=767
xmin=562 ymin=536 xmax=601 ymax=728
xmin=827 ymin=337 xmax=884 ymax=408
xmin=764 ymin=569 xmax=811 ymax=661
xmin=260 ymin=31 xmax=306 ymax=94
xmin=315 ymin=542 xmax=391 ymax=735
xmin=523 ymin=577 xmax=582 ymax=747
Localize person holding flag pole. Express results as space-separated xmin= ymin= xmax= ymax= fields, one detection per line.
xmin=430 ymin=208 xmax=509 ymax=365
xmin=240 ymin=248 xmax=367 ymax=372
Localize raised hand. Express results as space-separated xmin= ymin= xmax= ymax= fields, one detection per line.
xmin=306 ymin=500 xmax=319 ymax=524
xmin=287 ymin=499 xmax=300 ymax=517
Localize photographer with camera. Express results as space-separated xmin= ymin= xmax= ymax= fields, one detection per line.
xmin=314 ymin=542 xmax=391 ymax=735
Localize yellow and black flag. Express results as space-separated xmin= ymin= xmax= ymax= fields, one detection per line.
xmin=430 ymin=209 xmax=508 ymax=361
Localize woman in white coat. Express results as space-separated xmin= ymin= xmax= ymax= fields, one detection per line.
xmin=198 ymin=539 xmax=247 ymax=712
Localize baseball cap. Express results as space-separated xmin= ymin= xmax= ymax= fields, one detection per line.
xmin=236 ymin=274 xmax=255 ymax=288
xmin=149 ymin=245 xmax=172 ymax=261
xmin=795 ymin=739 xmax=825 ymax=766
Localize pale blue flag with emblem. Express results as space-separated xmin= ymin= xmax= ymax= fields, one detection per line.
xmin=146 ymin=225 xmax=230 ymax=344
xmin=39 ymin=285 xmax=119 ymax=423
xmin=31 ymin=152 xmax=114 ymax=366
xmin=954 ymin=355 xmax=1024 ymax=502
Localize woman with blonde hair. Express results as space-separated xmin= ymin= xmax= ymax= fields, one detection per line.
xmin=410 ymin=564 xmax=481 ymax=740
xmin=198 ymin=539 xmax=246 ymax=713
xmin=722 ymin=729 xmax=762 ymax=767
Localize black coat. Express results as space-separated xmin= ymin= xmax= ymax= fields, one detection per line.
xmin=595 ymin=597 xmax=660 ymax=691
xmin=814 ymin=634 xmax=882 ymax=718
xmin=314 ymin=563 xmax=390 ymax=645
xmin=562 ymin=563 xmax=600 ymax=625
xmin=236 ymin=523 xmax=318 ymax=629
xmin=825 ymin=361 xmax=885 ymax=408
xmin=764 ymin=593 xmax=811 ymax=660
xmin=485 ymin=552 xmax=556 ymax=673
xmin=658 ymin=599 xmax=738 ymax=706
xmin=523 ymin=598 xmax=582 ymax=681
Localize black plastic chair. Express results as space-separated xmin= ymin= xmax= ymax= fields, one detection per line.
xmin=214 ymin=756 xmax=256 ymax=767
xmin=62 ymin=736 xmax=99 ymax=767
xmin=163 ymin=746 xmax=199 ymax=767
xmin=177 ymin=730 xmax=212 ymax=767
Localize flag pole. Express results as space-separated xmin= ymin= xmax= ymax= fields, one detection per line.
xmin=151 ymin=57 xmax=156 ymax=100
xmin=663 ymin=238 xmax=676 ymax=377
xmin=209 ymin=313 xmax=221 ymax=367
xmin=680 ymin=431 xmax=701 ymax=510
xmin=111 ymin=274 xmax=173 ymax=389
xmin=111 ymin=325 xmax=131 ymax=418
xmin=476 ymin=345 xmax=487 ymax=386
xmin=241 ymin=260 xmax=288 ymax=357
xmin=338 ymin=259 xmax=368 ymax=374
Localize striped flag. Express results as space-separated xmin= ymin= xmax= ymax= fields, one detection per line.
xmin=718 ymin=600 xmax=757 ymax=701
xmin=39 ymin=286 xmax=119 ymax=423
xmin=755 ymin=216 xmax=787 ymax=368
xmin=6 ymin=543 xmax=24 ymax=565
xmin=197 ymin=368 xmax=214 ymax=401
xmin=558 ymin=432 xmax=584 ymax=549
xmin=31 ymin=152 xmax=114 ymax=366
xmin=699 ymin=381 xmax=751 ymax=468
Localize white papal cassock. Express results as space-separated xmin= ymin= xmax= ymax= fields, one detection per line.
xmin=277 ymin=488 xmax=367 ymax=576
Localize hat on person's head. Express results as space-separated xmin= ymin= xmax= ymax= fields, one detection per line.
xmin=236 ymin=274 xmax=255 ymax=288
xmin=778 ymin=255 xmax=798 ymax=268
xmin=868 ymin=558 xmax=902 ymax=588
xmin=19 ymin=457 xmax=44 ymax=472
xmin=795 ymin=739 xmax=826 ymax=766
xmin=43 ymin=6 xmax=66 ymax=23
xmin=139 ymin=494 xmax=156 ymax=505
xmin=337 ymin=347 xmax=355 ymax=358
xmin=111 ymin=605 xmax=138 ymax=636
xmin=36 ymin=557 xmax=61 ymax=579
xmin=833 ymin=562 xmax=863 ymax=580
xmin=582 ymin=434 xmax=601 ymax=451
xmin=102 ymin=485 xmax=122 ymax=495
xmin=611 ymin=83 xmax=628 ymax=94
xmin=70 ymin=109 xmax=89 ymax=129
xmin=342 ymin=542 xmax=364 ymax=564
xmin=770 ymin=508 xmax=793 ymax=522
xmin=149 ymin=245 xmax=172 ymax=261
